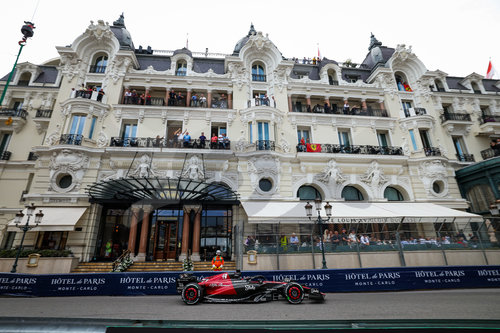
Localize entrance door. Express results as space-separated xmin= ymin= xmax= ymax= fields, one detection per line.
xmin=153 ymin=219 xmax=178 ymax=260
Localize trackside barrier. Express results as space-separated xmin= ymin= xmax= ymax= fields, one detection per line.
xmin=0 ymin=265 xmax=499 ymax=297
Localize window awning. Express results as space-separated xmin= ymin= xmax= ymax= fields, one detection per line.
xmin=241 ymin=201 xmax=483 ymax=224
xmin=7 ymin=207 xmax=87 ymax=232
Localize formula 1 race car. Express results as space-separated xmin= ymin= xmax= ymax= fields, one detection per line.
xmin=176 ymin=271 xmax=326 ymax=305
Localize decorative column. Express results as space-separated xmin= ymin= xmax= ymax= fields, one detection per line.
xmin=186 ymin=89 xmax=192 ymax=107
xmin=190 ymin=206 xmax=203 ymax=261
xmin=179 ymin=206 xmax=191 ymax=261
xmin=288 ymin=94 xmax=293 ymax=112
xmin=207 ymin=90 xmax=212 ymax=108
xmin=227 ymin=90 xmax=233 ymax=109
xmin=127 ymin=206 xmax=142 ymax=254
xmin=136 ymin=205 xmax=154 ymax=262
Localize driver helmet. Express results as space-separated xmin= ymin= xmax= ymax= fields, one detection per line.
xmin=216 ymin=250 xmax=221 ymax=256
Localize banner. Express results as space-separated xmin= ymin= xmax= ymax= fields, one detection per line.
xmin=306 ymin=143 xmax=322 ymax=152
xmin=1 ymin=265 xmax=499 ymax=297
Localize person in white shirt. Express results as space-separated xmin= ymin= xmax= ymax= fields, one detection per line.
xmin=348 ymin=230 xmax=358 ymax=247
xmin=360 ymin=234 xmax=370 ymax=247
xmin=289 ymin=233 xmax=299 ymax=251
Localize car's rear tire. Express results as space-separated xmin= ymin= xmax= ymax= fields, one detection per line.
xmin=181 ymin=282 xmax=203 ymax=305
xmin=285 ymin=282 xmax=304 ymax=304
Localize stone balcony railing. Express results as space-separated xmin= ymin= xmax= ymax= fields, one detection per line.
xmin=109 ymin=137 xmax=231 ymax=150
xmin=296 ymin=144 xmax=403 ymax=155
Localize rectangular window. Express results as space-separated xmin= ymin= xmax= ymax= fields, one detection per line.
xmin=0 ymin=132 xmax=12 ymax=153
xmin=419 ymin=129 xmax=432 ymax=149
xmin=1 ymin=231 xmax=16 ymax=249
xmin=70 ymin=115 xmax=86 ymax=135
xmin=249 ymin=122 xmax=253 ymax=143
xmin=452 ymin=136 xmax=468 ymax=160
xmin=377 ymin=130 xmax=390 ymax=147
xmin=402 ymin=101 xmax=412 ymax=117
xmin=338 ymin=130 xmax=351 ymax=147
xmin=88 ymin=116 xmax=97 ymax=139
xmin=297 ymin=128 xmax=310 ymax=143
xmin=409 ymin=130 xmax=418 ymax=151
xmin=257 ymin=122 xmax=269 ymax=141
xmin=121 ymin=122 xmax=137 ymax=139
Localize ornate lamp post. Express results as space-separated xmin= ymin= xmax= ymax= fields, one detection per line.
xmin=305 ymin=198 xmax=332 ymax=269
xmin=0 ymin=21 xmax=36 ymax=107
xmin=10 ymin=203 xmax=43 ymax=273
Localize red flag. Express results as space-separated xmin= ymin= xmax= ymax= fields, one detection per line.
xmin=486 ymin=60 xmax=495 ymax=79
xmin=306 ymin=143 xmax=322 ymax=152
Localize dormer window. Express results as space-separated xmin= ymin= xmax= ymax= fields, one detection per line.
xmin=176 ymin=61 xmax=187 ymax=76
xmin=18 ymin=72 xmax=32 ymax=86
xmin=90 ymin=54 xmax=108 ymax=73
xmin=471 ymin=81 xmax=481 ymax=94
xmin=434 ymin=79 xmax=445 ymax=92
xmin=252 ymin=62 xmax=266 ymax=82
xmin=328 ymin=69 xmax=338 ymax=85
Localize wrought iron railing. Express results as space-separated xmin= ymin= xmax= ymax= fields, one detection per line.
xmin=329 ymin=80 xmax=339 ymax=86
xmin=0 ymin=151 xmax=11 ymax=160
xmin=256 ymin=140 xmax=275 ymax=151
xmin=424 ymin=147 xmax=441 ymax=156
xmin=252 ymin=74 xmax=267 ymax=82
xmin=59 ymin=134 xmax=83 ymax=146
xmin=89 ymin=65 xmax=106 ymax=73
xmin=112 ymin=250 xmax=133 ymax=272
xmin=291 ymin=105 xmax=388 ymax=117
xmin=441 ymin=112 xmax=471 ymax=122
xmin=481 ymin=148 xmax=499 ymax=160
xmin=0 ymin=109 xmax=27 ymax=119
xmin=456 ymin=154 xmax=475 ymax=162
xmin=36 ymin=109 xmax=53 ymax=118
xmin=296 ymin=144 xmax=403 ymax=155
xmin=109 ymin=137 xmax=231 ymax=150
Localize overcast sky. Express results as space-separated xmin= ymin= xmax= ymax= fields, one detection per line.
xmin=0 ymin=0 xmax=498 ymax=79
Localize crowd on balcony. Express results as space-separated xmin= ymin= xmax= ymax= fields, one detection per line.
xmin=72 ymin=84 xmax=105 ymax=102
xmin=120 ymin=89 xmax=228 ymax=108
xmin=289 ymin=56 xmax=322 ymax=65
xmin=490 ymin=139 xmax=500 ymax=156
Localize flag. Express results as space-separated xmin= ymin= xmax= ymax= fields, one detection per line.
xmin=306 ymin=143 xmax=322 ymax=152
xmin=317 ymin=44 xmax=321 ymax=60
xmin=486 ymin=60 xmax=495 ymax=79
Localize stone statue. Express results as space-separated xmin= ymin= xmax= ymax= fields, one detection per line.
xmin=182 ymin=156 xmax=204 ymax=181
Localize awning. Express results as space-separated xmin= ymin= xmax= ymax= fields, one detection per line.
xmin=241 ymin=201 xmax=483 ymax=224
xmin=8 ymin=207 xmax=87 ymax=232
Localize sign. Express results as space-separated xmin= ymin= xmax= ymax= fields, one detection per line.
xmin=1 ymin=266 xmax=499 ymax=297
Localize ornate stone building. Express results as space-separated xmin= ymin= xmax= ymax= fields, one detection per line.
xmin=0 ymin=16 xmax=498 ymax=271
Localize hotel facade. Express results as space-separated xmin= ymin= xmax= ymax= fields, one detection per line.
xmin=0 ymin=16 xmax=499 ymax=273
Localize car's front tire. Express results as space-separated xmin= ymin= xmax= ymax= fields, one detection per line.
xmin=284 ymin=282 xmax=304 ymax=304
xmin=181 ymin=282 xmax=204 ymax=305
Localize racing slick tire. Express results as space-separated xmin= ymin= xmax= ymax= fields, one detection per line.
xmin=284 ymin=282 xmax=305 ymax=304
xmin=181 ymin=282 xmax=204 ymax=305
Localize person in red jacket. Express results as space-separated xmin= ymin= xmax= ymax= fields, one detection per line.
xmin=212 ymin=250 xmax=224 ymax=271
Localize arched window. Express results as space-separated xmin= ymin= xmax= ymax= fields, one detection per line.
xmin=434 ymin=80 xmax=444 ymax=92
xmin=327 ymin=69 xmax=338 ymax=85
xmin=297 ymin=185 xmax=322 ymax=201
xmin=384 ymin=187 xmax=404 ymax=201
xmin=252 ymin=63 xmax=266 ymax=82
xmin=18 ymin=72 xmax=31 ymax=86
xmin=341 ymin=186 xmax=364 ymax=201
xmin=90 ymin=54 xmax=108 ymax=73
xmin=176 ymin=61 xmax=187 ymax=76
xmin=395 ymin=72 xmax=411 ymax=92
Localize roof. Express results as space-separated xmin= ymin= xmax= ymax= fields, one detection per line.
xmin=233 ymin=23 xmax=257 ymax=55
xmin=33 ymin=66 xmax=59 ymax=84
xmin=482 ymin=79 xmax=500 ymax=92
xmin=137 ymin=55 xmax=171 ymax=71
xmin=193 ymin=58 xmax=225 ymax=74
xmin=341 ymin=67 xmax=372 ymax=82
xmin=361 ymin=46 xmax=395 ymax=70
xmin=446 ymin=77 xmax=470 ymax=90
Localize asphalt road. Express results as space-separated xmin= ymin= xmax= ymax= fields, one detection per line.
xmin=0 ymin=288 xmax=499 ymax=321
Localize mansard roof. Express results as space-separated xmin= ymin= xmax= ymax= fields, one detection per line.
xmin=361 ymin=46 xmax=395 ymax=70
xmin=33 ymin=66 xmax=59 ymax=84
xmin=136 ymin=55 xmax=171 ymax=71
xmin=446 ymin=76 xmax=472 ymax=90
xmin=482 ymin=79 xmax=500 ymax=92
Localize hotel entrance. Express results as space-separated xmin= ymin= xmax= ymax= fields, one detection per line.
xmin=152 ymin=217 xmax=178 ymax=261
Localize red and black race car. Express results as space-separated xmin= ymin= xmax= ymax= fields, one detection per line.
xmin=176 ymin=271 xmax=326 ymax=305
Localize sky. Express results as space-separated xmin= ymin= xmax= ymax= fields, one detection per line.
xmin=0 ymin=0 xmax=499 ymax=79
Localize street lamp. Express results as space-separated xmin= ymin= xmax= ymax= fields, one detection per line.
xmin=0 ymin=21 xmax=36 ymax=107
xmin=10 ymin=203 xmax=43 ymax=273
xmin=305 ymin=198 xmax=332 ymax=269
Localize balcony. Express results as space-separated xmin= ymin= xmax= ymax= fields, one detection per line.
xmin=478 ymin=115 xmax=500 ymax=136
xmin=480 ymin=115 xmax=500 ymax=124
xmin=89 ymin=65 xmax=106 ymax=73
xmin=35 ymin=109 xmax=53 ymax=118
xmin=0 ymin=151 xmax=11 ymax=160
xmin=256 ymin=140 xmax=275 ymax=151
xmin=252 ymin=74 xmax=266 ymax=82
xmin=109 ymin=137 xmax=231 ymax=150
xmin=424 ymin=147 xmax=441 ymax=157
xmin=481 ymin=148 xmax=499 ymax=160
xmin=296 ymin=144 xmax=403 ymax=155
xmin=0 ymin=109 xmax=28 ymax=119
xmin=403 ymin=107 xmax=427 ymax=118
xmin=441 ymin=112 xmax=471 ymax=122
xmin=456 ymin=154 xmax=475 ymax=162
xmin=248 ymin=98 xmax=275 ymax=108
xmin=0 ymin=108 xmax=28 ymax=132
xmin=291 ymin=105 xmax=388 ymax=117
xmin=59 ymin=134 xmax=83 ymax=146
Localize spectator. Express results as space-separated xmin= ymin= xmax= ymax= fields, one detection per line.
xmin=211 ymin=133 xmax=218 ymax=149
xmin=199 ymin=132 xmax=207 ymax=148
xmin=145 ymin=91 xmax=151 ymax=105
xmin=441 ymin=236 xmax=450 ymax=244
xmin=191 ymin=93 xmax=198 ymax=107
xmin=177 ymin=92 xmax=184 ymax=106
xmin=360 ymin=234 xmax=370 ymax=247
xmin=172 ymin=128 xmax=181 ymax=148
xmin=183 ymin=131 xmax=191 ymax=148
xmin=168 ymin=90 xmax=176 ymax=106
xmin=264 ymin=94 xmax=270 ymax=106
xmin=244 ymin=235 xmax=255 ymax=252
xmin=306 ymin=104 xmax=311 ymax=113
xmin=123 ymin=89 xmax=131 ymax=104
xmin=97 ymin=89 xmax=105 ymax=102
xmin=131 ymin=90 xmax=138 ymax=104
xmin=254 ymin=94 xmax=260 ymax=106
xmin=290 ymin=233 xmax=299 ymax=251
xmin=492 ymin=139 xmax=500 ymax=156
xmin=218 ymin=133 xmax=224 ymax=149
xmin=199 ymin=94 xmax=207 ymax=107
xmin=280 ymin=235 xmax=288 ymax=252
xmin=340 ymin=228 xmax=349 ymax=245
xmin=222 ymin=133 xmax=230 ymax=149
xmin=139 ymin=93 xmax=145 ymax=105
xmin=154 ymin=135 xmax=163 ymax=147
xmin=348 ymin=230 xmax=358 ymax=247
xmin=178 ymin=130 xmax=186 ymax=147
xmin=343 ymin=101 xmax=350 ymax=114
xmin=299 ymin=137 xmax=306 ymax=152
xmin=331 ymin=230 xmax=341 ymax=249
